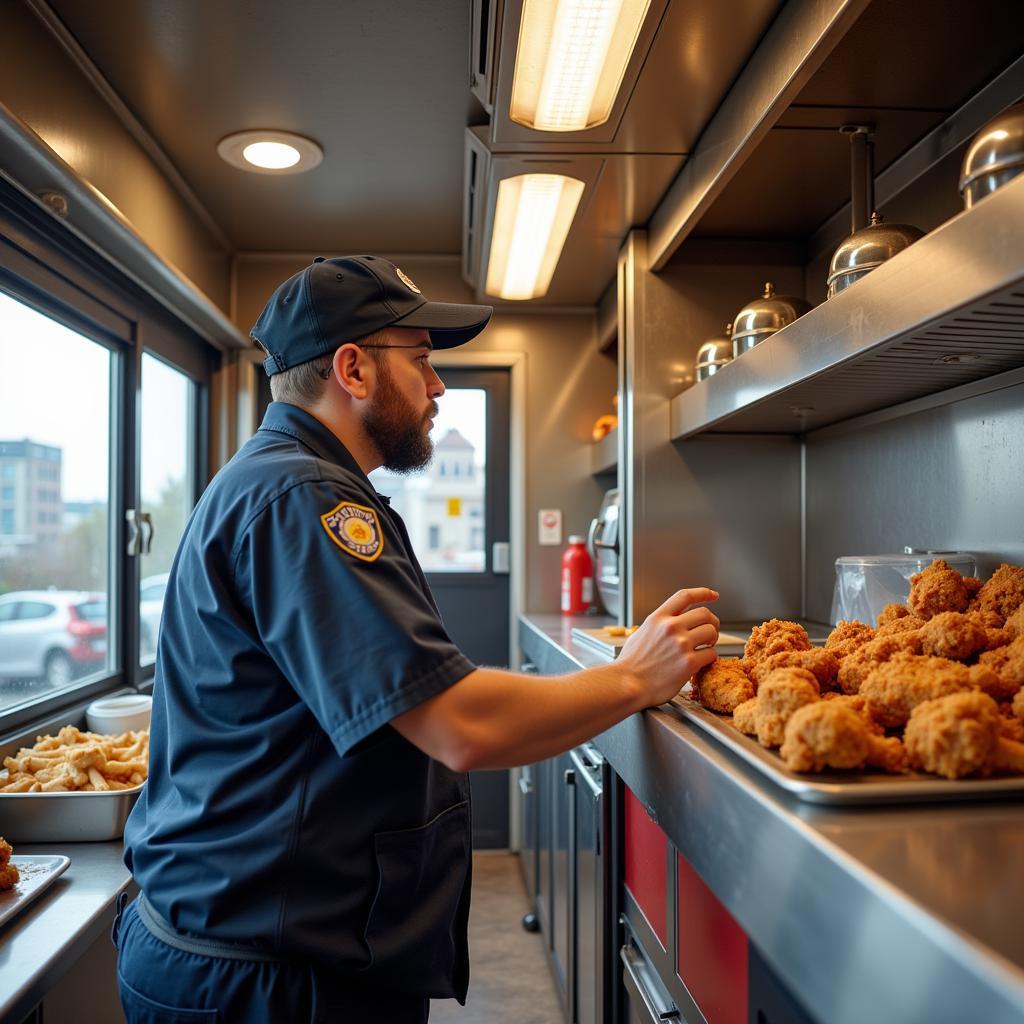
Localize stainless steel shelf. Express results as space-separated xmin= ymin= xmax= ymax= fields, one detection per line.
xmin=670 ymin=175 xmax=1024 ymax=440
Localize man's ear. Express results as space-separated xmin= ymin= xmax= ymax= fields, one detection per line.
xmin=332 ymin=343 xmax=372 ymax=400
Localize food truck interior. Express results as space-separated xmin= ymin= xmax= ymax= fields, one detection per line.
xmin=1 ymin=1 xmax=1023 ymax=1022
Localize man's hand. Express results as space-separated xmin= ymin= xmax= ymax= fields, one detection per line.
xmin=617 ymin=587 xmax=720 ymax=707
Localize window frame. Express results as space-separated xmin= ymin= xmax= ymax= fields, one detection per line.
xmin=0 ymin=180 xmax=214 ymax=733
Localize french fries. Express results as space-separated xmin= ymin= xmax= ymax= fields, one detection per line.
xmin=0 ymin=725 xmax=149 ymax=794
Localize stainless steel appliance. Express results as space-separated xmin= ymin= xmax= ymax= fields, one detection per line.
xmin=588 ymin=489 xmax=621 ymax=620
xmin=695 ymin=324 xmax=733 ymax=380
xmin=959 ymin=102 xmax=1024 ymax=208
xmin=569 ymin=743 xmax=607 ymax=1024
xmin=730 ymin=283 xmax=812 ymax=356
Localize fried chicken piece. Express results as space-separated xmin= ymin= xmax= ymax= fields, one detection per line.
xmin=0 ymin=837 xmax=11 ymax=866
xmin=780 ymin=702 xmax=905 ymax=774
xmin=825 ymin=621 xmax=876 ymax=660
xmin=963 ymin=575 xmax=984 ymax=599
xmin=0 ymin=863 xmax=19 ymax=891
xmin=750 ymin=648 xmax=839 ymax=692
xmin=905 ymin=691 xmax=1024 ymax=779
xmin=999 ymin=709 xmax=1024 ymax=744
xmin=732 ymin=697 xmax=758 ymax=736
xmin=875 ymin=615 xmax=927 ymax=638
xmin=1003 ymin=604 xmax=1024 ymax=639
xmin=827 ymin=620 xmax=875 ymax=647
xmin=908 ymin=559 xmax=971 ymax=619
xmin=692 ymin=658 xmax=754 ymax=713
xmin=753 ymin=668 xmax=820 ymax=748
xmin=1014 ymin=688 xmax=1024 ymax=723
xmin=980 ymin=628 xmax=1014 ymax=652
xmin=859 ymin=654 xmax=972 ymax=728
xmin=836 ymin=631 xmax=924 ymax=694
xmin=972 ymin=563 xmax=1024 ymax=623
xmin=744 ymin=619 xmax=811 ymax=665
xmin=976 ymin=637 xmax=1024 ymax=701
xmin=918 ymin=611 xmax=988 ymax=661
xmin=967 ymin=663 xmax=1016 ymax=703
xmin=876 ymin=603 xmax=910 ymax=626
xmin=967 ymin=608 xmax=1004 ymax=631
xmin=821 ymin=692 xmax=885 ymax=734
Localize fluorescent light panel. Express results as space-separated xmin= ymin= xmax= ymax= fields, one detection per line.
xmin=511 ymin=0 xmax=652 ymax=132
xmin=485 ymin=173 xmax=585 ymax=300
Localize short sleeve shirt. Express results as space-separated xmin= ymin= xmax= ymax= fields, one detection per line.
xmin=124 ymin=401 xmax=476 ymax=998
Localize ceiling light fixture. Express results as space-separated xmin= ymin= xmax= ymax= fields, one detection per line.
xmin=217 ymin=130 xmax=323 ymax=174
xmin=510 ymin=0 xmax=652 ymax=132
xmin=485 ymin=173 xmax=585 ymax=300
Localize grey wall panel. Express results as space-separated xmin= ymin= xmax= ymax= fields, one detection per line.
xmin=624 ymin=233 xmax=804 ymax=622
xmin=235 ymin=254 xmax=616 ymax=614
xmin=805 ymin=383 xmax=1024 ymax=623
xmin=651 ymin=435 xmax=804 ymax=622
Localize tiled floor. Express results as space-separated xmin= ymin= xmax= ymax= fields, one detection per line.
xmin=431 ymin=853 xmax=563 ymax=1024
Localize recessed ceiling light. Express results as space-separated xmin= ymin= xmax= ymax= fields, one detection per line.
xmin=217 ymin=130 xmax=323 ymax=174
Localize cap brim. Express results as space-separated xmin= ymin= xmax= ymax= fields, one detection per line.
xmin=391 ymin=300 xmax=493 ymax=349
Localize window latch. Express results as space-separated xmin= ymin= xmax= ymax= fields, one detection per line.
xmin=126 ymin=510 xmax=154 ymax=556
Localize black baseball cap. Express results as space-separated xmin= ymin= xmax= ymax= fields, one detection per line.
xmin=251 ymin=255 xmax=493 ymax=376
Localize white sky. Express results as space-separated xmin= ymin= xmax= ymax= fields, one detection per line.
xmin=0 ymin=291 xmax=189 ymax=504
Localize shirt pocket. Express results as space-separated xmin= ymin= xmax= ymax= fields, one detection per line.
xmin=119 ymin=973 xmax=219 ymax=1023
xmin=362 ymin=799 xmax=471 ymax=997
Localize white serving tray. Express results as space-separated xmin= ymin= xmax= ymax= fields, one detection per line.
xmin=0 ymin=855 xmax=71 ymax=929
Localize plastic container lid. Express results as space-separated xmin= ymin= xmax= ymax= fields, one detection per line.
xmin=834 ymin=552 xmax=975 ymax=568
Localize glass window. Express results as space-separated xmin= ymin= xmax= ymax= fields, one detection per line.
xmin=139 ymin=353 xmax=195 ymax=665
xmin=0 ymin=291 xmax=112 ymax=712
xmin=370 ymin=389 xmax=486 ymax=573
xmin=17 ymin=602 xmax=55 ymax=621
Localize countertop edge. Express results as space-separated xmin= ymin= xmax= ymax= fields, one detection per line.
xmin=0 ymin=842 xmax=133 ymax=1021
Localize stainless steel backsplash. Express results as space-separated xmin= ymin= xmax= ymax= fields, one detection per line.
xmin=804 ymin=381 xmax=1024 ymax=623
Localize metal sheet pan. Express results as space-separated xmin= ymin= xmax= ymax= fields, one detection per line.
xmin=0 ymin=855 xmax=71 ymax=929
xmin=669 ymin=696 xmax=1024 ymax=805
xmin=0 ymin=785 xmax=142 ymax=842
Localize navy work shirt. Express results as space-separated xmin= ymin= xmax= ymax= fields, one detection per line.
xmin=124 ymin=401 xmax=477 ymax=1000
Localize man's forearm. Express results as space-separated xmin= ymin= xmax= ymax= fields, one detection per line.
xmin=393 ymin=664 xmax=650 ymax=771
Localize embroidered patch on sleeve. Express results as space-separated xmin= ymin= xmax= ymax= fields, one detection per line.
xmin=321 ymin=501 xmax=384 ymax=562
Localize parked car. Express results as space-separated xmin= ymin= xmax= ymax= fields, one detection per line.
xmin=0 ymin=590 xmax=107 ymax=687
xmin=139 ymin=572 xmax=169 ymax=657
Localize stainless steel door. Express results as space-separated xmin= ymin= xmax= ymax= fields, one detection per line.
xmin=571 ymin=744 xmax=606 ymax=1024
xmin=553 ymin=749 xmax=575 ymax=1012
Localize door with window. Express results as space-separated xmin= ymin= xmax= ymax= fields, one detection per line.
xmin=370 ymin=366 xmax=511 ymax=847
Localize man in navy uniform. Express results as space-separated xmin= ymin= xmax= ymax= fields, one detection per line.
xmin=116 ymin=255 xmax=720 ymax=1022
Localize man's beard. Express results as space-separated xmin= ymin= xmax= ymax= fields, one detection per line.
xmin=363 ymin=359 xmax=438 ymax=473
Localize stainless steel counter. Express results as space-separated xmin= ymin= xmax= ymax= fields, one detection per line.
xmin=0 ymin=842 xmax=132 ymax=1022
xmin=520 ymin=613 xmax=1024 ymax=1024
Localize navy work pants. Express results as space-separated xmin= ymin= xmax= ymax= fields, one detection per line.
xmin=114 ymin=897 xmax=430 ymax=1023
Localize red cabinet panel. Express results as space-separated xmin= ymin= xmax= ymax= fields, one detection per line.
xmin=676 ymin=853 xmax=748 ymax=1024
xmin=623 ymin=787 xmax=667 ymax=947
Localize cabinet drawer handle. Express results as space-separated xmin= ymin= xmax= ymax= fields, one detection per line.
xmin=621 ymin=945 xmax=680 ymax=1023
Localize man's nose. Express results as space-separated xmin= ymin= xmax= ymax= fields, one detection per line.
xmin=427 ymin=365 xmax=445 ymax=399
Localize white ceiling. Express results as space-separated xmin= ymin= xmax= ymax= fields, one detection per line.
xmin=46 ymin=0 xmax=487 ymax=253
